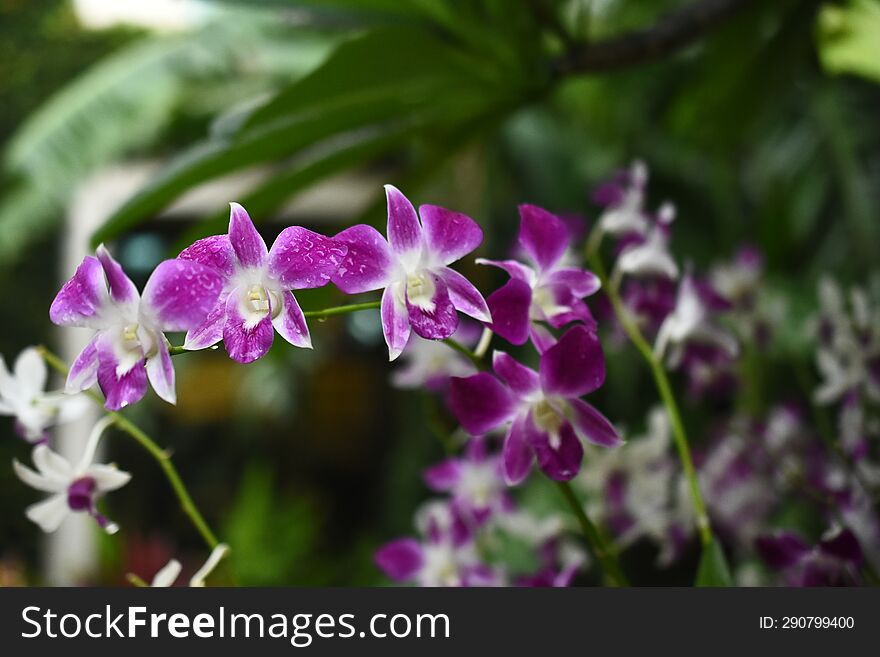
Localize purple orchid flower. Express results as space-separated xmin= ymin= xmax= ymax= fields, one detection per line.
xmin=331 ymin=185 xmax=491 ymax=361
xmin=50 ymin=245 xmax=224 ymax=410
xmin=423 ymin=439 xmax=510 ymax=526
xmin=756 ymin=527 xmax=863 ymax=586
xmin=477 ymin=204 xmax=601 ymax=350
xmin=375 ymin=500 xmax=501 ymax=587
xmin=449 ymin=325 xmax=622 ymax=485
xmin=178 ymin=203 xmax=348 ymax=363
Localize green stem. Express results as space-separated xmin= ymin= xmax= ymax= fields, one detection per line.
xmin=37 ymin=346 xmax=220 ymax=550
xmin=302 ymin=300 xmax=381 ymax=319
xmin=587 ymin=253 xmax=713 ymax=547
xmin=556 ymin=481 xmax=628 ymax=586
xmin=443 ymin=337 xmax=484 ymax=369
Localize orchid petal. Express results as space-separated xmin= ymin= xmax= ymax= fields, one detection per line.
xmin=518 ymin=204 xmax=569 ymax=272
xmin=569 ymin=398 xmax=622 ymax=447
xmin=25 ymin=494 xmax=69 ymax=533
xmin=475 ymin=258 xmax=535 ymax=283
xmin=547 ymin=268 xmax=601 ymax=297
xmin=222 ymin=289 xmax=274 ymax=364
xmin=14 ymin=348 xmax=47 ymax=395
xmin=419 ymin=204 xmax=483 ymax=266
xmin=423 ymin=459 xmax=462 ymax=492
xmin=540 ymin=325 xmax=605 ymax=397
xmin=96 ymin=245 xmax=139 ymax=306
xmin=183 ymin=296 xmax=227 ymax=350
xmin=228 ymin=202 xmax=268 ymax=269
xmin=527 ymin=415 xmax=583 ymax=481
xmin=145 ymin=339 xmax=176 ymax=405
xmin=406 ymin=275 xmax=459 ymax=340
xmin=141 ymin=259 xmax=224 ymax=332
xmin=385 ymin=185 xmax=422 ymax=262
xmin=375 ymin=538 xmax=424 ymax=582
xmin=178 ymin=234 xmax=236 ymax=279
xmin=272 ymin=291 xmax=312 ymax=349
xmin=381 ymin=285 xmax=411 ymax=361
xmin=331 ymin=224 xmax=394 ymax=294
xmin=503 ymin=415 xmax=534 ymax=485
xmin=438 ymin=267 xmax=490 ymax=323
xmin=492 ymin=351 xmax=540 ymax=399
xmin=66 ymin=335 xmax=101 ymax=393
xmin=87 ymin=464 xmax=132 ymax=492
xmin=449 ymin=372 xmax=516 ymax=435
xmin=49 ymin=256 xmax=109 ymax=328
xmin=97 ymin=346 xmax=148 ymax=411
xmin=486 ymin=279 xmax=532 ymax=345
xmin=13 ymin=460 xmax=60 ymax=493
xmin=268 ymin=227 xmax=348 ymax=289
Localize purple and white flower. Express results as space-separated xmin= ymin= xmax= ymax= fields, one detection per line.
xmin=478 ymin=204 xmax=601 ymax=349
xmin=331 ymin=185 xmax=490 ymax=361
xmin=0 ymin=347 xmax=88 ymax=443
xmin=449 ymin=325 xmax=622 ymax=484
xmin=756 ymin=526 xmax=863 ymax=586
xmin=613 ymin=202 xmax=678 ymax=281
xmin=375 ymin=500 xmax=501 ymax=587
xmin=13 ymin=416 xmax=130 ymax=534
xmin=423 ymin=439 xmax=509 ymax=524
xmin=179 ymin=203 xmax=348 ymax=363
xmin=810 ymin=276 xmax=880 ymax=405
xmin=592 ymin=160 xmax=650 ymax=237
xmin=654 ymin=274 xmax=738 ymax=369
xmin=50 ymin=245 xmax=224 ymax=410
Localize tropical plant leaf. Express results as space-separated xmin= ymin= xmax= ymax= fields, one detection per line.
xmin=695 ymin=538 xmax=734 ymax=587
xmin=818 ymin=0 xmax=880 ymax=83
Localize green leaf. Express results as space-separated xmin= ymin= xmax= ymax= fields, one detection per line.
xmin=818 ymin=0 xmax=880 ymax=83
xmin=695 ymin=539 xmax=734 ymax=587
xmin=93 ymin=24 xmax=524 ymax=245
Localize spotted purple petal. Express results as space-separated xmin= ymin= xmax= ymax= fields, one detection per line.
xmin=518 ymin=204 xmax=569 ymax=272
xmin=449 ymin=372 xmax=516 ymax=435
xmin=272 ymin=291 xmax=311 ymax=349
xmin=419 ymin=204 xmax=483 ymax=266
xmin=183 ymin=296 xmax=227 ymax=350
xmin=49 ymin=256 xmax=109 ymax=328
xmin=385 ymin=185 xmax=422 ymax=259
xmin=178 ymin=234 xmax=236 ymax=279
xmin=406 ymin=275 xmax=458 ymax=340
xmin=222 ymin=289 xmax=274 ymax=363
xmin=141 ymin=259 xmax=224 ymax=332
xmin=331 ymin=224 xmax=394 ymax=294
xmin=228 ymin=202 xmax=268 ymax=269
xmin=96 ymin=342 xmax=148 ymax=411
xmin=268 ymin=227 xmax=348 ymax=289
xmin=540 ymin=325 xmax=605 ymax=398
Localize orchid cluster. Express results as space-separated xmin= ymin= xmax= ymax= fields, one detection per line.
xmin=4 ymin=162 xmax=879 ymax=588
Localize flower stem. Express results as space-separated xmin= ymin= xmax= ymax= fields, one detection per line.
xmin=36 ymin=346 xmax=221 ymax=550
xmin=587 ymin=254 xmax=713 ymax=547
xmin=442 ymin=337 xmax=484 ymax=369
xmin=556 ymin=481 xmax=628 ymax=586
xmin=302 ymin=300 xmax=382 ymax=319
